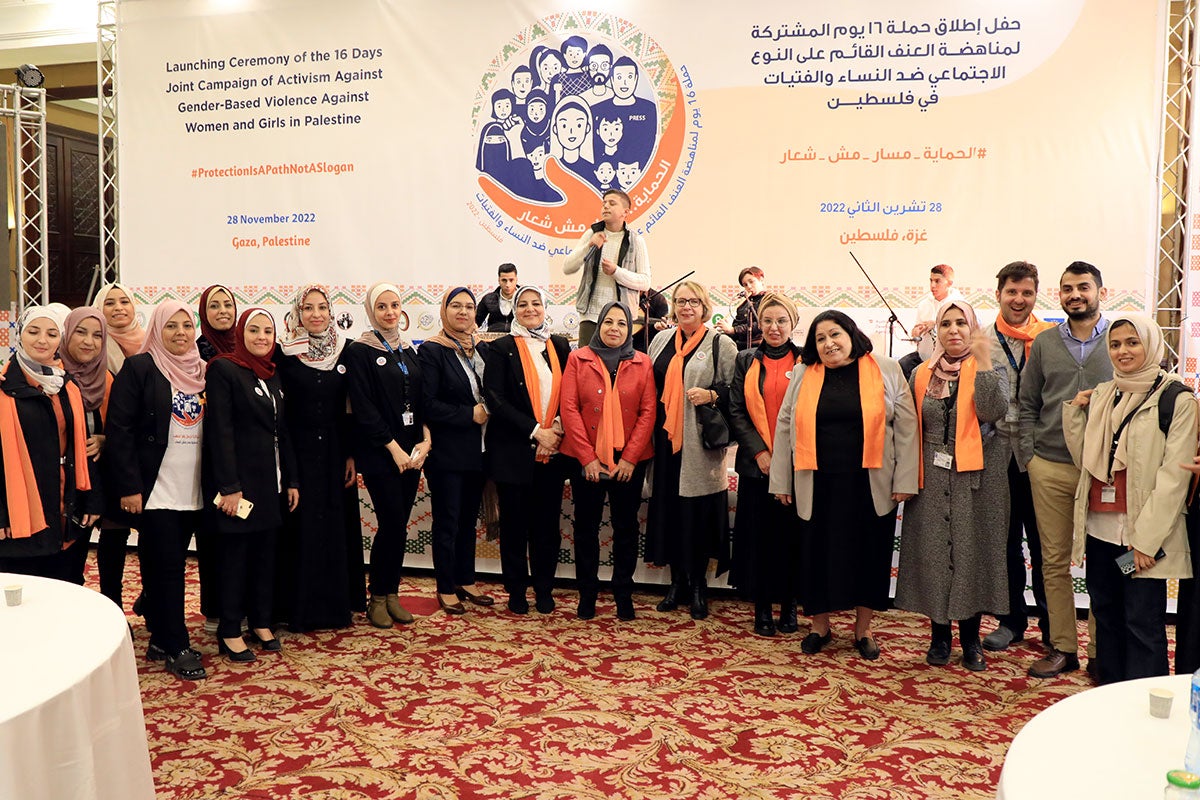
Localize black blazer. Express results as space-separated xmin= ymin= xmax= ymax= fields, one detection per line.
xmin=104 ymin=353 xmax=191 ymax=523
xmin=0 ymin=361 xmax=99 ymax=557
xmin=203 ymin=358 xmax=297 ymax=532
xmin=417 ymin=340 xmax=490 ymax=473
xmin=483 ymin=334 xmax=572 ymax=485
xmin=344 ymin=340 xmax=425 ymax=475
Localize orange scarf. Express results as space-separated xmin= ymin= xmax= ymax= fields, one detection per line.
xmin=662 ymin=328 xmax=705 ymax=453
xmin=912 ymin=356 xmax=983 ymax=488
xmin=995 ymin=313 xmax=1056 ymax=359
xmin=514 ymin=337 xmax=562 ymax=463
xmin=793 ymin=354 xmax=887 ymax=471
xmin=0 ymin=381 xmax=90 ymax=539
xmin=743 ymin=353 xmax=797 ymax=453
xmin=594 ymin=361 xmax=627 ymax=473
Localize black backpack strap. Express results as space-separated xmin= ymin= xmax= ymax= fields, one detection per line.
xmin=1158 ymin=379 xmax=1192 ymax=436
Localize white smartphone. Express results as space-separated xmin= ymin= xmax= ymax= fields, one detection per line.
xmin=213 ymin=493 xmax=254 ymax=519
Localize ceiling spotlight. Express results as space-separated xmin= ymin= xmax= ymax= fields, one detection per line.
xmin=15 ymin=64 xmax=44 ymax=89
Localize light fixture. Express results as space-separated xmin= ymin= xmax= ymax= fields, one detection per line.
xmin=15 ymin=64 xmax=44 ymax=89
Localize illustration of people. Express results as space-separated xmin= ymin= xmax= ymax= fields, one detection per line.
xmin=616 ymin=160 xmax=642 ymax=192
xmin=521 ymin=143 xmax=564 ymax=203
xmin=550 ymin=97 xmax=598 ymax=189
xmin=594 ymin=161 xmax=616 ymax=191
xmin=489 ymin=88 xmax=520 ymax=130
xmin=557 ymin=36 xmax=592 ymax=98
xmin=595 ymin=113 xmax=624 ymax=161
xmin=592 ymin=56 xmax=657 ymax=171
xmin=511 ymin=66 xmax=534 ymax=119
xmin=536 ymin=48 xmax=566 ymax=104
xmin=582 ymin=44 xmax=615 ymax=106
xmin=520 ymin=89 xmax=552 ymax=156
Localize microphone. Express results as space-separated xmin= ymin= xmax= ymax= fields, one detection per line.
xmin=735 ymin=290 xmax=747 ymax=298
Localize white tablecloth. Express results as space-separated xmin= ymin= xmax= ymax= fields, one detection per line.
xmin=998 ymin=673 xmax=1193 ymax=799
xmin=0 ymin=573 xmax=155 ymax=800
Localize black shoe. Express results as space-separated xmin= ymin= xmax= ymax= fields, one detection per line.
xmin=754 ymin=604 xmax=776 ymax=637
xmin=219 ymin=637 xmax=257 ymax=663
xmin=507 ymin=595 xmax=529 ymax=615
xmin=615 ymin=596 xmax=636 ymax=621
xmin=855 ymin=636 xmax=881 ymax=661
xmin=132 ymin=592 xmax=145 ymax=617
xmin=926 ymin=640 xmax=951 ymax=666
xmin=455 ymin=587 xmax=496 ymax=606
xmin=577 ymin=594 xmax=597 ymax=620
xmin=248 ymin=630 xmax=282 ymax=652
xmin=962 ymin=642 xmax=987 ymax=672
xmin=656 ymin=581 xmax=688 ymax=613
xmin=689 ymin=587 xmax=708 ymax=620
xmin=148 ymin=643 xmax=200 ymax=663
xmin=164 ymin=648 xmax=207 ymax=680
xmin=535 ymin=594 xmax=556 ymax=614
xmin=801 ymin=630 xmax=832 ymax=654
xmin=777 ymin=600 xmax=799 ymax=634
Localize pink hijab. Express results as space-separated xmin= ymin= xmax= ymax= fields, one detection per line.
xmin=139 ymin=300 xmax=205 ymax=394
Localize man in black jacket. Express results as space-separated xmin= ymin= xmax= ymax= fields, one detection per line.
xmin=475 ymin=263 xmax=519 ymax=333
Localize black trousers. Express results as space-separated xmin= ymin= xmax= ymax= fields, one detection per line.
xmin=932 ymin=614 xmax=982 ymax=645
xmin=571 ymin=463 xmax=647 ymax=599
xmin=0 ymin=551 xmax=66 ymax=580
xmin=138 ymin=510 xmax=200 ymax=654
xmin=1086 ymin=536 xmax=1168 ymax=685
xmin=217 ymin=527 xmax=278 ymax=639
xmin=496 ymin=464 xmax=565 ymax=597
xmin=997 ymin=455 xmax=1047 ymax=636
xmin=362 ymin=468 xmax=421 ymax=596
xmin=97 ymin=527 xmax=131 ymax=608
xmin=425 ymin=468 xmax=485 ymax=595
xmin=62 ymin=522 xmax=94 ymax=586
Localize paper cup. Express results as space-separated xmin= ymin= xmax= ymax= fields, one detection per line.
xmin=3 ymin=584 xmax=21 ymax=607
xmin=1150 ymin=687 xmax=1174 ymax=718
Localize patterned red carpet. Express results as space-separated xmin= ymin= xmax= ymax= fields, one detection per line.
xmin=112 ymin=557 xmax=1100 ymax=799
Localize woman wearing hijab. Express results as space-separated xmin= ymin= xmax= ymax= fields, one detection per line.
xmin=483 ymin=285 xmax=572 ymax=615
xmin=645 ymin=281 xmax=738 ymax=620
xmin=769 ymin=310 xmax=919 ymax=658
xmin=560 ymin=301 xmax=655 ymax=620
xmin=196 ymin=284 xmax=238 ymax=362
xmin=344 ymin=283 xmax=429 ymax=628
xmin=106 ymin=301 xmax=208 ymax=680
xmin=206 ymin=308 xmax=299 ymax=661
xmin=895 ymin=300 xmax=1010 ymax=672
xmin=418 ymin=288 xmax=494 ymax=614
xmin=728 ymin=293 xmax=803 ymax=636
xmin=0 ymin=306 xmax=98 ymax=580
xmin=1063 ymin=315 xmax=1197 ymax=684
xmin=90 ymin=282 xmax=147 ymax=610
xmin=59 ymin=308 xmax=113 ymax=586
xmin=274 ymin=284 xmax=357 ymax=632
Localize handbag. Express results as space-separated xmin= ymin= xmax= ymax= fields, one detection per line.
xmin=696 ymin=333 xmax=731 ymax=450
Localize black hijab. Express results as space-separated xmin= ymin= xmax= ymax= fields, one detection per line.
xmin=588 ymin=301 xmax=637 ymax=374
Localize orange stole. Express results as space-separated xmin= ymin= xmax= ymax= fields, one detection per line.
xmin=661 ymin=328 xmax=705 ymax=454
xmin=0 ymin=380 xmax=91 ymax=539
xmin=743 ymin=353 xmax=796 ymax=453
xmin=594 ymin=361 xmax=627 ymax=473
xmin=514 ymin=337 xmax=562 ymax=463
xmin=793 ymin=354 xmax=887 ymax=471
xmin=995 ymin=314 xmax=1057 ymax=358
xmin=912 ymin=357 xmax=984 ymax=488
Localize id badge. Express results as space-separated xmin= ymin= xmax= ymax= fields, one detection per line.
xmin=1005 ymin=406 xmax=1019 ymax=423
xmin=933 ymin=451 xmax=953 ymax=470
xmin=1101 ymin=484 xmax=1117 ymax=504
xmin=402 ymin=410 xmax=414 ymax=426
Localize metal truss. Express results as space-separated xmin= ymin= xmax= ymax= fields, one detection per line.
xmin=1160 ymin=0 xmax=1197 ymax=369
xmin=97 ymin=0 xmax=119 ymax=288
xmin=1 ymin=85 xmax=49 ymax=312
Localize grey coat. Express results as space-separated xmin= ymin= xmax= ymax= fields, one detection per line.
xmin=647 ymin=327 xmax=738 ymax=497
xmin=894 ymin=364 xmax=1011 ymax=624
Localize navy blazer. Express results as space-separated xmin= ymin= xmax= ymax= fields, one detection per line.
xmin=417 ymin=340 xmax=489 ymax=473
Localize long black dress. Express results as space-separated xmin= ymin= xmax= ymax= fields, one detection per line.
xmin=274 ymin=347 xmax=359 ymax=631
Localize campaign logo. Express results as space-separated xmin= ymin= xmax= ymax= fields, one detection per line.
xmin=470 ymin=12 xmax=694 ymax=249
xmin=172 ymin=391 xmax=204 ymax=428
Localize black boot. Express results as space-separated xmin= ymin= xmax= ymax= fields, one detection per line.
xmin=754 ymin=602 xmax=776 ymax=636
xmin=690 ymin=584 xmax=709 ymax=620
xmin=777 ymin=599 xmax=799 ymax=634
xmin=656 ymin=575 xmax=689 ymax=612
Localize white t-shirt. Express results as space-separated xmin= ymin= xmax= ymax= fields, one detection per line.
xmin=146 ymin=389 xmax=204 ymax=511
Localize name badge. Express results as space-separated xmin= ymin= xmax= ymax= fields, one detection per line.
xmin=1101 ymin=484 xmax=1117 ymax=504
xmin=402 ymin=411 xmax=414 ymax=426
xmin=933 ymin=451 xmax=953 ymax=470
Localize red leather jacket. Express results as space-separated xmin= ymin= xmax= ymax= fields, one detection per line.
xmin=560 ymin=346 xmax=656 ymax=466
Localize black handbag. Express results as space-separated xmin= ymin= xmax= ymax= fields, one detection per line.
xmin=696 ymin=333 xmax=731 ymax=450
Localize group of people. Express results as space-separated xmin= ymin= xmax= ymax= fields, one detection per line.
xmin=0 ymin=187 xmax=1195 ymax=691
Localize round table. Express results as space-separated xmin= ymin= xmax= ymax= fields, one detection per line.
xmin=998 ymin=673 xmax=1193 ymax=799
xmin=0 ymin=573 xmax=156 ymax=800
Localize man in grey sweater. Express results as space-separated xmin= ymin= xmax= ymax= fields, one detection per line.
xmin=1018 ymin=262 xmax=1112 ymax=678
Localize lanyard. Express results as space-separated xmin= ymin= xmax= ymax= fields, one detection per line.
xmin=994 ymin=323 xmax=1025 ymax=397
xmin=373 ymin=331 xmax=409 ymax=376
xmin=1106 ymin=375 xmax=1163 ymax=478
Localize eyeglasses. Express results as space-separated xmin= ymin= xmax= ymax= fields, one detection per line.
xmin=675 ymin=298 xmax=703 ymax=307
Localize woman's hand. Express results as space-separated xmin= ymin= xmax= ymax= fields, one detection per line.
xmin=582 ymin=459 xmax=603 ymax=482
xmin=1181 ymin=455 xmax=1200 ymax=475
xmin=755 ymin=451 xmax=772 ymax=475
xmin=121 ymin=493 xmax=143 ymax=515
xmin=344 ymin=458 xmax=356 ymax=488
xmin=218 ymin=491 xmax=242 ymax=517
xmin=409 ymin=441 xmax=430 ymax=471
xmin=892 ymin=492 xmax=915 ymax=503
xmin=533 ymin=426 xmax=561 ymax=452
xmin=715 ymin=319 xmax=734 ymax=334
xmin=286 ymin=488 xmax=299 ymax=512
xmin=774 ymin=493 xmax=793 ymax=506
xmin=968 ymin=328 xmax=993 ymax=363
xmin=81 ymin=514 xmax=100 ymax=527
xmin=87 ymin=434 xmax=106 ymax=459
xmin=686 ymin=387 xmax=716 ymax=406
xmin=613 ymin=459 xmax=636 ymax=483
xmin=1071 ymin=389 xmax=1094 ymax=408
xmin=1133 ymin=546 xmax=1157 ymax=573
xmin=390 ymin=447 xmax=412 ymax=472
xmin=472 ymin=403 xmax=489 ymax=425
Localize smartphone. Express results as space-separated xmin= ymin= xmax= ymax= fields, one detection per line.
xmin=1115 ymin=547 xmax=1167 ymax=575
xmin=213 ymin=494 xmax=254 ymax=520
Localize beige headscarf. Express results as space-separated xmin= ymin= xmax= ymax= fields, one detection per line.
xmin=91 ymin=282 xmax=145 ymax=372
xmin=1081 ymin=314 xmax=1173 ymax=482
xmin=355 ymin=282 xmax=411 ymax=352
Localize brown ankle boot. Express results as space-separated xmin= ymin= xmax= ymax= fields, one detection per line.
xmin=367 ymin=595 xmax=393 ymax=629
xmin=386 ymin=593 xmax=414 ymax=624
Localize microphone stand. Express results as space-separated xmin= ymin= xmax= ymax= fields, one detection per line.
xmin=848 ymin=250 xmax=910 ymax=357
xmin=640 ymin=270 xmax=695 ymax=351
